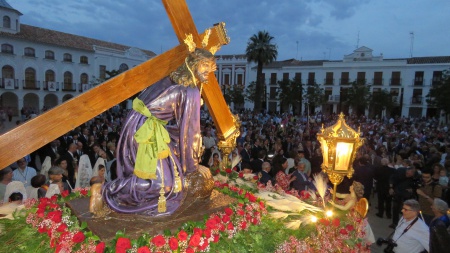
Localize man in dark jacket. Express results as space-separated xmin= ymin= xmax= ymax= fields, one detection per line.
xmin=374 ymin=158 xmax=395 ymax=218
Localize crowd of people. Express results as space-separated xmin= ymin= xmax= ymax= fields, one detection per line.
xmin=1 ymin=104 xmax=450 ymax=251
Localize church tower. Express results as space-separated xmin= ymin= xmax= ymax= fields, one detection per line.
xmin=0 ymin=0 xmax=22 ymax=34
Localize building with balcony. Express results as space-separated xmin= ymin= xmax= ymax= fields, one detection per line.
xmin=259 ymin=46 xmax=450 ymax=118
xmin=0 ymin=0 xmax=155 ymax=116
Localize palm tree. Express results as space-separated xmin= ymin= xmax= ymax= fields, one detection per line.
xmin=245 ymin=31 xmax=278 ymax=113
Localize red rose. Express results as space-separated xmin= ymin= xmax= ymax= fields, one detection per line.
xmin=227 ymin=222 xmax=234 ymax=230
xmin=95 ymin=242 xmax=106 ymax=253
xmin=186 ymin=248 xmax=195 ymax=253
xmin=238 ymin=172 xmax=244 ymax=178
xmin=319 ymin=218 xmax=330 ymax=226
xmin=253 ymin=175 xmax=259 ymax=180
xmin=259 ymin=201 xmax=265 ymax=209
xmin=346 ymin=224 xmax=354 ymax=231
xmin=80 ymin=189 xmax=88 ymax=196
xmin=47 ymin=229 xmax=52 ymax=238
xmin=237 ymin=210 xmax=245 ymax=216
xmin=339 ymin=228 xmax=348 ymax=235
xmin=47 ymin=210 xmax=62 ymax=223
xmin=116 ymin=237 xmax=132 ymax=251
xmin=213 ymin=215 xmax=221 ymax=223
xmin=252 ymin=218 xmax=259 ymax=225
xmin=168 ymin=237 xmax=179 ymax=250
xmin=199 ymin=239 xmax=209 ymax=251
xmin=224 ymin=207 xmax=233 ymax=216
xmin=61 ymin=190 xmax=69 ymax=197
xmin=38 ymin=226 xmax=47 ymax=233
xmin=332 ymin=217 xmax=340 ymax=227
xmin=215 ymin=169 xmax=220 ymax=174
xmin=188 ymin=234 xmax=201 ymax=247
xmin=137 ymin=246 xmax=151 ymax=253
xmin=225 ymin=168 xmax=232 ymax=174
xmin=50 ymin=195 xmax=58 ymax=202
xmin=213 ymin=234 xmax=220 ymax=243
xmin=56 ymin=223 xmax=67 ymax=232
xmin=218 ymin=223 xmax=225 ymax=231
xmin=151 ymin=235 xmax=166 ymax=247
xmin=247 ymin=193 xmax=257 ymax=202
xmin=72 ymin=231 xmax=85 ymax=243
xmin=241 ymin=221 xmax=247 ymax=229
xmin=178 ymin=230 xmax=188 ymax=241
xmin=193 ymin=227 xmax=203 ymax=236
xmin=205 ymin=218 xmax=217 ymax=229
xmin=222 ymin=215 xmax=230 ymax=223
xmin=204 ymin=228 xmax=212 ymax=238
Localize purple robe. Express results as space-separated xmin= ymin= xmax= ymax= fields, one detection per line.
xmin=102 ymin=77 xmax=202 ymax=215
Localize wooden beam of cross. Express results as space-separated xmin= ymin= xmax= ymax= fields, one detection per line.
xmin=0 ymin=0 xmax=236 ymax=169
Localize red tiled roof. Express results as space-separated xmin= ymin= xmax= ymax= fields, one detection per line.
xmin=0 ymin=24 xmax=156 ymax=57
xmin=407 ymin=56 xmax=450 ymax=64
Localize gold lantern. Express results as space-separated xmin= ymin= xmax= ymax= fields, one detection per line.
xmin=316 ymin=113 xmax=364 ymax=202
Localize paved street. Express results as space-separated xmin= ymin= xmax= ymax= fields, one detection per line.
xmin=367 ymin=195 xmax=398 ymax=253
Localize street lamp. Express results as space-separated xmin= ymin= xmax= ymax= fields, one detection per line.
xmin=316 ymin=113 xmax=364 ymax=202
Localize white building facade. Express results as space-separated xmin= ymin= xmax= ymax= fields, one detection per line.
xmin=259 ymin=46 xmax=450 ymax=118
xmin=0 ymin=0 xmax=155 ymax=116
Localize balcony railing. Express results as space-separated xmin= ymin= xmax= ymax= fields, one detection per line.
xmin=328 ymin=95 xmax=340 ymax=102
xmin=62 ymin=83 xmax=77 ymax=91
xmin=412 ymin=78 xmax=424 ymax=86
xmin=390 ymin=78 xmax=402 ymax=86
xmin=43 ymin=81 xmax=60 ymax=91
xmin=324 ymin=78 xmax=334 ymax=85
xmin=22 ymin=80 xmax=41 ymax=90
xmin=372 ymin=78 xmax=384 ymax=85
xmin=411 ymin=96 xmax=423 ymax=105
xmin=356 ymin=78 xmax=366 ymax=85
xmin=0 ymin=78 xmax=19 ymax=89
xmin=339 ymin=78 xmax=351 ymax=85
xmin=307 ymin=79 xmax=315 ymax=85
xmin=431 ymin=78 xmax=441 ymax=86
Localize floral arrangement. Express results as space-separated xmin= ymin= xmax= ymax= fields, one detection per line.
xmin=275 ymin=211 xmax=370 ymax=253
xmin=1 ymin=171 xmax=373 ymax=253
xmin=18 ymin=183 xmax=266 ymax=253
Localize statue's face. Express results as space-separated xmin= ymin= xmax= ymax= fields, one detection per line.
xmin=196 ymin=59 xmax=216 ymax=83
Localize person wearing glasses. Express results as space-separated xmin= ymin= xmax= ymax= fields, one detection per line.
xmin=391 ymin=199 xmax=429 ymax=253
xmin=12 ymin=158 xmax=36 ymax=188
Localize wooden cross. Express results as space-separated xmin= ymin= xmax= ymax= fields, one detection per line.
xmin=0 ymin=0 xmax=238 ymax=169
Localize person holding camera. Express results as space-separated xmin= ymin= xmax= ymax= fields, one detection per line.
xmin=389 ymin=162 xmax=420 ymax=228
xmin=389 ymin=199 xmax=429 ymax=253
xmin=416 ymin=168 xmax=442 ymax=225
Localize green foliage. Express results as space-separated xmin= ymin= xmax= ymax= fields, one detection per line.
xmin=303 ymin=82 xmax=326 ymax=114
xmin=209 ymin=216 xmax=313 ymax=253
xmin=0 ymin=215 xmax=52 ymax=253
xmin=427 ymin=69 xmax=450 ymax=115
xmin=246 ymin=31 xmax=278 ymax=113
xmin=277 ymin=78 xmax=303 ymax=114
xmin=344 ymin=81 xmax=371 ymax=116
xmin=369 ymin=89 xmax=394 ymax=118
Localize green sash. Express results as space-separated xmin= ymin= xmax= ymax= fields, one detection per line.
xmin=132 ymin=98 xmax=170 ymax=179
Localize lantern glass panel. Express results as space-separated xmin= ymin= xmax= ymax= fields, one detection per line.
xmin=319 ymin=139 xmax=328 ymax=167
xmin=334 ymin=142 xmax=353 ymax=171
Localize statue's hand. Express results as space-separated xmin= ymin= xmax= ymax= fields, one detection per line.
xmin=198 ymin=165 xmax=212 ymax=179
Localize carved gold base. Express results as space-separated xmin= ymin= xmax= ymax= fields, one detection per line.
xmin=327 ymin=173 xmax=344 ymax=203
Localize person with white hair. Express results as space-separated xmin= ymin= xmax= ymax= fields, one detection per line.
xmin=429 ymin=198 xmax=450 ymax=252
